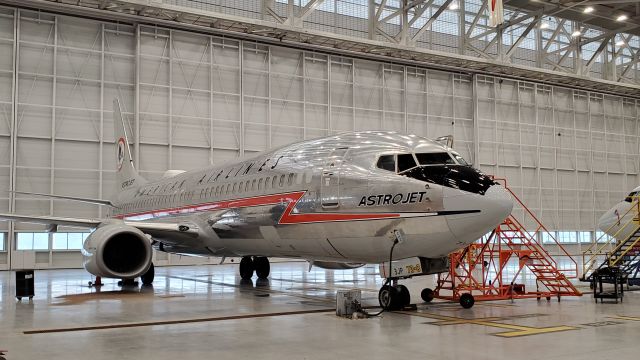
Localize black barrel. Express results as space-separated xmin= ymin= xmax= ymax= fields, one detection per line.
xmin=15 ymin=270 xmax=34 ymax=300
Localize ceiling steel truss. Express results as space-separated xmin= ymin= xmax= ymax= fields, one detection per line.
xmin=3 ymin=0 xmax=639 ymax=98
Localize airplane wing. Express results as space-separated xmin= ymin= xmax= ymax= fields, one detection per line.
xmin=0 ymin=213 xmax=199 ymax=237
xmin=0 ymin=213 xmax=102 ymax=228
xmin=12 ymin=191 xmax=115 ymax=207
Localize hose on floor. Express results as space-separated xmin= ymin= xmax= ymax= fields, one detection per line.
xmin=360 ymin=238 xmax=399 ymax=317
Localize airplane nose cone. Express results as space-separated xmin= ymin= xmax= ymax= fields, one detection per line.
xmin=483 ymin=184 xmax=514 ymax=222
xmin=444 ymin=185 xmax=513 ymax=246
xmin=597 ymin=209 xmax=616 ymax=233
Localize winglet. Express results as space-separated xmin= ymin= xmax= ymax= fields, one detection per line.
xmin=113 ymin=98 xmax=146 ymax=191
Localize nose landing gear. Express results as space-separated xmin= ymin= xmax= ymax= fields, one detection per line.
xmin=378 ymin=283 xmax=411 ymax=310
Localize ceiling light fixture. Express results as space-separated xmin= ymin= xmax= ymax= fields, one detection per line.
xmin=583 ymin=6 xmax=594 ymax=14
xmin=571 ymin=30 xmax=581 ymax=37
xmin=449 ymin=2 xmax=459 ymax=10
xmin=616 ymin=14 xmax=628 ymax=22
xmin=540 ymin=22 xmax=549 ymax=29
xmin=616 ymin=40 xmax=626 ymax=47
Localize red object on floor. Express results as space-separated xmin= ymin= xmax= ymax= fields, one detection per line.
xmin=434 ymin=176 xmax=582 ymax=302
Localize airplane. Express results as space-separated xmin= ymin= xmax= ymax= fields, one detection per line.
xmin=0 ymin=99 xmax=513 ymax=309
xmin=597 ymin=186 xmax=640 ymax=241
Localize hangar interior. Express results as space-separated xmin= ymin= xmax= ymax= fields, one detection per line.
xmin=1 ymin=1 xmax=640 ymax=358
xmin=0 ymin=1 xmax=639 ymax=276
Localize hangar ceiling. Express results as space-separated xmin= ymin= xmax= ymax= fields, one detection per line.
xmin=5 ymin=0 xmax=640 ymax=98
xmin=505 ymin=0 xmax=640 ymax=37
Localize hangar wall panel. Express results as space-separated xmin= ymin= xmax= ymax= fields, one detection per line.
xmin=0 ymin=6 xmax=638 ymax=270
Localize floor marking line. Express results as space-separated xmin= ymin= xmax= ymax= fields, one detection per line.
xmin=167 ymin=275 xmax=336 ymax=304
xmin=397 ymin=311 xmax=579 ymax=338
xmin=609 ymin=315 xmax=640 ymax=321
xmin=24 ymin=308 xmax=335 ymax=335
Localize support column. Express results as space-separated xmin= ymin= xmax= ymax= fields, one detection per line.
xmin=8 ymin=9 xmax=19 ymax=269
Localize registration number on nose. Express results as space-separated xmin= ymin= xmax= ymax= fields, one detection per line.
xmin=379 ymin=257 xmax=424 ymax=279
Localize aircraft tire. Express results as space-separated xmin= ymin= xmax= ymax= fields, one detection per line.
xmin=240 ymin=256 xmax=255 ymax=280
xmin=378 ymin=285 xmax=402 ymax=310
xmin=254 ymin=256 xmax=270 ymax=279
xmin=397 ymin=285 xmax=411 ymax=306
xmin=141 ymin=262 xmax=155 ymax=285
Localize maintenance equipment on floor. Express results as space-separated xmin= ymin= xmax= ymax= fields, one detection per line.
xmin=427 ymin=177 xmax=581 ymax=308
xmin=336 ymin=289 xmax=362 ymax=318
xmin=15 ymin=269 xmax=35 ymax=301
xmin=581 ymin=196 xmax=640 ymax=300
xmin=591 ymin=267 xmax=625 ymax=303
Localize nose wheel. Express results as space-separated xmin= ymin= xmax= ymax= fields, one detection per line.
xmin=378 ymin=284 xmax=411 ymax=310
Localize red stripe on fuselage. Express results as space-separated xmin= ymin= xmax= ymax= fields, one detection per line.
xmin=114 ymin=191 xmax=400 ymax=224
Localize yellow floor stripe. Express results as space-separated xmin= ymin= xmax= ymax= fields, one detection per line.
xmin=397 ymin=311 xmax=579 ymax=338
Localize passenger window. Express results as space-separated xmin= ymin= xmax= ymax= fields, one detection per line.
xmin=226 ymin=184 xmax=231 ymax=194
xmin=416 ymin=152 xmax=455 ymax=165
xmin=377 ymin=155 xmax=396 ymax=172
xmin=238 ymin=181 xmax=243 ymax=193
xmin=288 ymin=173 xmax=295 ymax=186
xmin=272 ymin=176 xmax=278 ymax=188
xmin=251 ymin=179 xmax=256 ymax=191
xmin=233 ymin=183 xmax=238 ymax=193
xmin=397 ymin=154 xmax=417 ymax=173
xmin=279 ymin=175 xmax=285 ymax=187
xmin=246 ymin=181 xmax=251 ymax=192
xmin=258 ymin=178 xmax=263 ymax=190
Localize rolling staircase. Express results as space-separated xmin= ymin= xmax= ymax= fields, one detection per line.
xmin=434 ymin=177 xmax=581 ymax=304
xmin=582 ymin=198 xmax=640 ymax=287
xmin=498 ymin=217 xmax=580 ymax=296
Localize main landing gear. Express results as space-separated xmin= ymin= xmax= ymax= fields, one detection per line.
xmin=140 ymin=262 xmax=155 ymax=286
xmin=239 ymin=256 xmax=270 ymax=280
xmin=378 ymin=282 xmax=411 ymax=310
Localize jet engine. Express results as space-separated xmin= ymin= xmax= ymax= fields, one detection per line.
xmin=82 ymin=223 xmax=152 ymax=279
xmin=312 ymin=261 xmax=364 ymax=270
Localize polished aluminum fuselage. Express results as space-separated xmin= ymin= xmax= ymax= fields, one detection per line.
xmin=110 ymin=132 xmax=512 ymax=264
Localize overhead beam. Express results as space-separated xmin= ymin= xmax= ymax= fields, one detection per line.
xmin=411 ymin=0 xmax=453 ymax=41
xmin=505 ymin=15 xmax=541 ymax=59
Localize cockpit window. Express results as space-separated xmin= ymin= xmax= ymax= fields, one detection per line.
xmin=377 ymin=155 xmax=396 ymax=172
xmin=452 ymin=153 xmax=469 ymax=166
xmin=625 ymin=191 xmax=639 ymax=202
xmin=397 ymin=154 xmax=417 ymax=173
xmin=416 ymin=152 xmax=455 ymax=165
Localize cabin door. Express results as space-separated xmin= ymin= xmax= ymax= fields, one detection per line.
xmin=321 ymin=147 xmax=348 ymax=208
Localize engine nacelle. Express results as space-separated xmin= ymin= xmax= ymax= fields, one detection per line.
xmin=312 ymin=261 xmax=364 ymax=270
xmin=82 ymin=223 xmax=152 ymax=279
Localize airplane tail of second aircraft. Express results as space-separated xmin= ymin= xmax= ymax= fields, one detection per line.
xmin=113 ymin=98 xmax=147 ymax=193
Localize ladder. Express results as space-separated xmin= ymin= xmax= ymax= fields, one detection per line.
xmin=434 ymin=177 xmax=581 ymax=303
xmin=582 ymin=197 xmax=640 ymax=284
xmin=498 ymin=217 xmax=580 ymax=296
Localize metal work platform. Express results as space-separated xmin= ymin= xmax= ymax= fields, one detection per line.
xmin=432 ymin=177 xmax=581 ymax=307
xmin=582 ymin=197 xmax=640 ymax=294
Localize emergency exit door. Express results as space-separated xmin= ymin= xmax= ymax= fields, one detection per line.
xmin=321 ymin=148 xmax=348 ymax=208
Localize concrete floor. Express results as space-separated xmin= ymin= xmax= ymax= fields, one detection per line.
xmin=1 ymin=262 xmax=639 ymax=360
